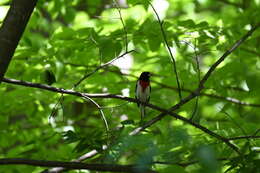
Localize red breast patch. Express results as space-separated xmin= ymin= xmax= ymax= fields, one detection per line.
xmin=139 ymin=81 xmax=150 ymax=92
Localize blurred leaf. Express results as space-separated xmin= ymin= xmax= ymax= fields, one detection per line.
xmin=196 ymin=145 xmax=220 ymax=173
xmin=121 ymin=120 xmax=135 ymax=125
xmin=1 ymin=0 xmax=260 ymax=172
xmin=178 ymin=19 xmax=196 ymax=28
xmin=43 ymin=69 xmax=56 ymax=85
xmin=161 ymin=165 xmax=187 ymax=173
xmin=62 ymin=130 xmax=79 ymax=143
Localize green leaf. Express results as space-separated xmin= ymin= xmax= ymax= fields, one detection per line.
xmin=161 ymin=165 xmax=187 ymax=173
xmin=196 ymin=145 xmax=220 ymax=173
xmin=196 ymin=21 xmax=209 ymax=28
xmin=121 ymin=120 xmax=135 ymax=125
xmin=62 ymin=130 xmax=79 ymax=143
xmin=178 ymin=19 xmax=196 ymax=28
xmin=43 ymin=69 xmax=56 ymax=85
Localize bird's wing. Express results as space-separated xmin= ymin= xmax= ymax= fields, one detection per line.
xmin=147 ymin=85 xmax=151 ymax=102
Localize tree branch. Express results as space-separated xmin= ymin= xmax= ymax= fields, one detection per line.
xmin=0 ymin=158 xmax=156 ymax=173
xmin=2 ymin=77 xmax=240 ymax=154
xmin=198 ymin=24 xmax=260 ymax=90
xmin=45 ymin=147 xmax=107 ymax=173
xmin=153 ymin=79 xmax=260 ymax=107
xmin=0 ymin=0 xmax=38 ymax=83
xmin=129 ymin=23 xmax=260 ymax=139
xmin=70 ymin=65 xmax=260 ymax=108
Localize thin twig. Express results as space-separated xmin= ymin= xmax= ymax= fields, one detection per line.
xmin=74 ymin=50 xmax=135 ymax=88
xmin=153 ymin=157 xmax=233 ymax=167
xmin=49 ymin=93 xmax=64 ymax=120
xmin=253 ymin=129 xmax=260 ymax=136
xmin=222 ymin=111 xmax=248 ymax=138
xmin=149 ymin=2 xmax=182 ymax=100
xmin=190 ymin=39 xmax=200 ymax=120
xmin=113 ymin=0 xmax=128 ymax=52
xmin=81 ymin=95 xmax=109 ymax=143
xmin=71 ymin=50 xmax=134 ymax=136
xmin=228 ymin=135 xmax=260 ymax=140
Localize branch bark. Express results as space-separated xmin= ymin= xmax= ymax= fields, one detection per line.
xmin=0 ymin=0 xmax=38 ymax=83
xmin=0 ymin=158 xmax=156 ymax=173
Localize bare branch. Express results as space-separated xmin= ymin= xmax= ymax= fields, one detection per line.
xmin=2 ymin=77 xmax=240 ymax=153
xmin=199 ymin=24 xmax=260 ymax=90
xmin=149 ymin=2 xmax=182 ymax=100
xmin=0 ymin=158 xmax=157 ymax=173
xmin=81 ymin=95 xmax=110 ymax=142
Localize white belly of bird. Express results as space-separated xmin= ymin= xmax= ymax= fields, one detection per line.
xmin=136 ymin=83 xmax=150 ymax=103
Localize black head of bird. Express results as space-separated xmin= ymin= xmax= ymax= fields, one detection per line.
xmin=139 ymin=72 xmax=151 ymax=81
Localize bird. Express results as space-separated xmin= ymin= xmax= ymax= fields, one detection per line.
xmin=135 ymin=72 xmax=151 ymax=121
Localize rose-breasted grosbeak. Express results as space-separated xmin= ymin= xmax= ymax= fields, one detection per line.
xmin=135 ymin=72 xmax=151 ymax=120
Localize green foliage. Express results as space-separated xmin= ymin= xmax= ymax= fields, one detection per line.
xmin=0 ymin=0 xmax=260 ymax=172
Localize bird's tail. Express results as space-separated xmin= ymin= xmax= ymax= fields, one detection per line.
xmin=140 ymin=104 xmax=146 ymax=121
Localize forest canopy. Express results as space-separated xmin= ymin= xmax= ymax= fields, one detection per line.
xmin=0 ymin=0 xmax=260 ymax=172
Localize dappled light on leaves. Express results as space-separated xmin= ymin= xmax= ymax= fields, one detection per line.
xmin=0 ymin=0 xmax=260 ymax=172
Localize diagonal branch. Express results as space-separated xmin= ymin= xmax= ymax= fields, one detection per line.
xmin=0 ymin=158 xmax=157 ymax=173
xmin=199 ymin=24 xmax=260 ymax=89
xmin=130 ymin=23 xmax=260 ymax=138
xmin=0 ymin=0 xmax=38 ymax=83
